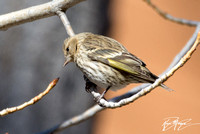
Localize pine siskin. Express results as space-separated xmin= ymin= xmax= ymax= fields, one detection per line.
xmin=63 ymin=32 xmax=171 ymax=101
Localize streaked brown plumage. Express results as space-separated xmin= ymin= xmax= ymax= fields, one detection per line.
xmin=63 ymin=32 xmax=171 ymax=100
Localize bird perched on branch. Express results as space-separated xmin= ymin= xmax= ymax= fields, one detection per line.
xmin=63 ymin=32 xmax=171 ymax=103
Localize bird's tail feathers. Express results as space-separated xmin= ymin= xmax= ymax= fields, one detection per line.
xmin=160 ymin=84 xmax=174 ymax=92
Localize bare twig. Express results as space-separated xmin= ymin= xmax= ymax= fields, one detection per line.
xmin=43 ymin=105 xmax=104 ymax=134
xmin=0 ymin=78 xmax=59 ymax=117
xmin=56 ymin=11 xmax=75 ymax=37
xmin=143 ymin=0 xmax=200 ymax=26
xmin=0 ymin=0 xmax=84 ymax=30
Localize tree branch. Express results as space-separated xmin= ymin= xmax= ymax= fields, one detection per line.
xmin=56 ymin=11 xmax=75 ymax=37
xmin=0 ymin=0 xmax=84 ymax=30
xmin=143 ymin=0 xmax=200 ymax=26
xmin=40 ymin=105 xmax=104 ymax=134
xmin=0 ymin=78 xmax=59 ymax=117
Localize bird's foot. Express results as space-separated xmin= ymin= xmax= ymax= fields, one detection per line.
xmin=94 ymin=95 xmax=107 ymax=107
xmin=94 ymin=87 xmax=110 ymax=107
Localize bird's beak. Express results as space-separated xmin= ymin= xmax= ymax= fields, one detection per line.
xmin=63 ymin=56 xmax=72 ymax=67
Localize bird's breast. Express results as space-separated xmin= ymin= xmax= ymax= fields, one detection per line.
xmin=75 ymin=55 xmax=130 ymax=91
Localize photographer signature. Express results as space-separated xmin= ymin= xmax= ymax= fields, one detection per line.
xmin=162 ymin=117 xmax=200 ymax=131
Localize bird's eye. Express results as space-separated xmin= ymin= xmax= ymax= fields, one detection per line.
xmin=66 ymin=47 xmax=69 ymax=52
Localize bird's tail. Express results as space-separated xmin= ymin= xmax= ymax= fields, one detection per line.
xmin=148 ymin=73 xmax=174 ymax=92
xmin=160 ymin=84 xmax=174 ymax=92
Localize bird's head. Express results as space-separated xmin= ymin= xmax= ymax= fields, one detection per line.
xmin=63 ymin=37 xmax=78 ymax=67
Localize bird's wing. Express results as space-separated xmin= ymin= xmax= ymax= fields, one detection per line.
xmin=83 ymin=34 xmax=157 ymax=82
xmin=88 ymin=47 xmax=157 ymax=82
xmin=89 ymin=50 xmax=145 ymax=73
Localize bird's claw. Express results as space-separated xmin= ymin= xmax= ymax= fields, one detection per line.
xmin=94 ymin=95 xmax=107 ymax=107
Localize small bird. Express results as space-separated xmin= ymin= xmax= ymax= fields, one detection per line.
xmin=63 ymin=32 xmax=171 ymax=102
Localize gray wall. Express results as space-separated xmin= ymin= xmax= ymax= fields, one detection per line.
xmin=0 ymin=0 xmax=109 ymax=133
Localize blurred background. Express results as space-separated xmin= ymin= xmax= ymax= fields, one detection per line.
xmin=0 ymin=0 xmax=200 ymax=134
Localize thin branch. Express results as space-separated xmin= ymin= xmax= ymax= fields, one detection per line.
xmin=43 ymin=105 xmax=104 ymax=134
xmin=164 ymin=26 xmax=200 ymax=73
xmin=0 ymin=78 xmax=59 ymax=117
xmin=40 ymin=25 xmax=200 ymax=134
xmin=56 ymin=11 xmax=75 ymax=37
xmin=0 ymin=0 xmax=84 ymax=30
xmin=143 ymin=0 xmax=200 ymax=26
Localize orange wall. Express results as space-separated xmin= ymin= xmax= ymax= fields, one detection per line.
xmin=94 ymin=0 xmax=200 ymax=134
